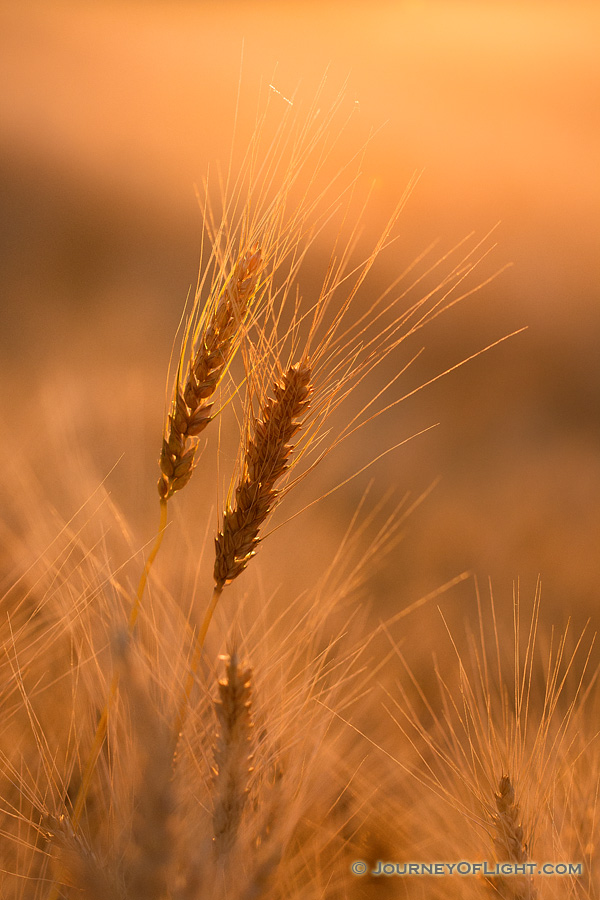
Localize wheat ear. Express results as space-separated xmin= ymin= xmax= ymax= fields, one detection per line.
xmin=158 ymin=244 xmax=263 ymax=501
xmin=214 ymin=360 xmax=312 ymax=588
xmin=174 ymin=362 xmax=312 ymax=740
xmin=44 ymin=812 xmax=118 ymax=900
xmin=488 ymin=774 xmax=537 ymax=900
xmin=212 ymin=649 xmax=254 ymax=859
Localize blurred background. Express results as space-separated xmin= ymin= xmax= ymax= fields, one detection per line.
xmin=1 ymin=0 xmax=599 ymax=637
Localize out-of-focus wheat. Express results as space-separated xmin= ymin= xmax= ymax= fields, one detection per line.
xmin=212 ymin=650 xmax=254 ymax=859
xmin=488 ymin=774 xmax=537 ymax=899
xmin=377 ymin=585 xmax=598 ymax=899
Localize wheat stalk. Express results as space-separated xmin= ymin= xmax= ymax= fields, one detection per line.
xmin=121 ymin=645 xmax=175 ymax=900
xmin=47 ymin=249 xmax=264 ymax=880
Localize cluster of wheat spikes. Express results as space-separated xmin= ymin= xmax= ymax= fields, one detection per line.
xmin=1 ymin=81 xmax=595 ymax=900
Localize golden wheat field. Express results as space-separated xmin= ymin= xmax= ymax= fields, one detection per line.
xmin=1 ymin=2 xmax=599 ymax=898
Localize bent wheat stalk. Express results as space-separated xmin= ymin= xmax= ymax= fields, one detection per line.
xmin=135 ymin=244 xmax=264 ymax=625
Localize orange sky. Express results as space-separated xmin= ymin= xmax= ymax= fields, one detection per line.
xmin=1 ymin=1 xmax=598 ymax=273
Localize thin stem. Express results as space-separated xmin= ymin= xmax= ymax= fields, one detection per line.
xmin=173 ymin=585 xmax=223 ymax=747
xmin=71 ymin=678 xmax=118 ymax=828
xmin=45 ymin=500 xmax=169 ymax=900
xmin=131 ymin=498 xmax=169 ymax=630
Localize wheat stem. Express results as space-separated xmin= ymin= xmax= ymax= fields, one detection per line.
xmin=73 ymin=501 xmax=169 ymax=824
xmin=173 ymin=585 xmax=223 ymax=745
xmin=131 ymin=497 xmax=169 ymax=630
xmin=45 ymin=503 xmax=169 ymax=900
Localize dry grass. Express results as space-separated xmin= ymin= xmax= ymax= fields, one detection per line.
xmin=0 ymin=80 xmax=597 ymax=900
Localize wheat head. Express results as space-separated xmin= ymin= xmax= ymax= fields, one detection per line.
xmin=488 ymin=774 xmax=537 ymax=899
xmin=159 ymin=244 xmax=263 ymax=501
xmin=212 ymin=649 xmax=254 ymax=859
xmin=213 ymin=360 xmax=312 ymax=589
